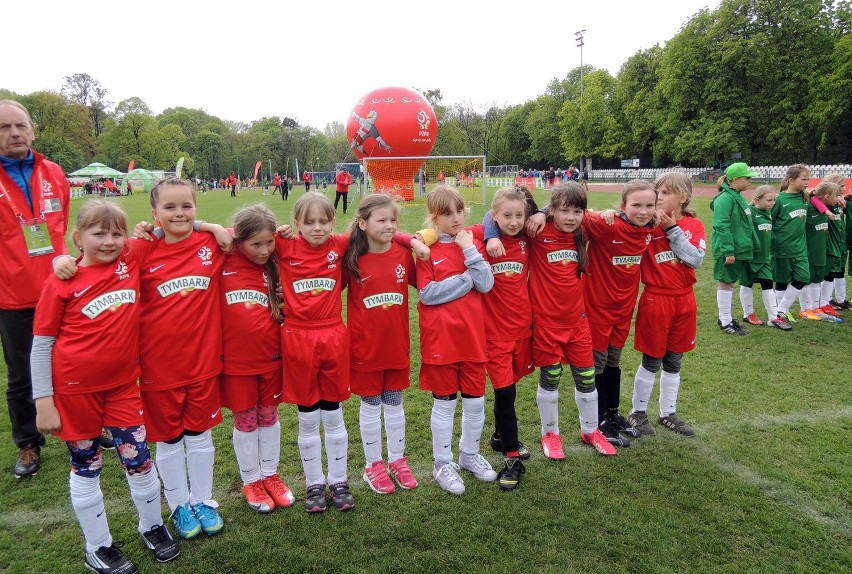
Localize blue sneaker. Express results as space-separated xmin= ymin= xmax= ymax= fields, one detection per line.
xmin=192 ymin=502 xmax=224 ymax=535
xmin=170 ymin=503 xmax=201 ymax=539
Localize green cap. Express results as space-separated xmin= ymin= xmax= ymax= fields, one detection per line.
xmin=725 ymin=162 xmax=759 ymax=179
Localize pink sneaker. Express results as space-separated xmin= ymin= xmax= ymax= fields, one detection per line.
xmin=363 ymin=460 xmax=395 ymax=494
xmin=580 ymin=428 xmax=617 ymax=456
xmin=387 ymin=456 xmax=419 ymax=490
xmin=540 ymin=432 xmax=565 ymax=460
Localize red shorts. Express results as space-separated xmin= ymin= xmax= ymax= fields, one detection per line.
xmin=419 ymin=361 xmax=486 ymax=396
xmin=141 ymin=376 xmax=222 ymax=442
xmin=533 ymin=321 xmax=594 ymax=367
xmin=634 ymin=288 xmax=697 ymax=358
xmin=486 ymin=337 xmax=534 ymax=389
xmin=220 ymin=368 xmax=283 ymax=412
xmin=281 ymin=322 xmax=349 ymax=406
xmin=54 ymin=381 xmax=144 ymax=441
xmin=350 ymin=368 xmax=410 ymax=397
xmin=589 ymin=318 xmax=632 ymax=352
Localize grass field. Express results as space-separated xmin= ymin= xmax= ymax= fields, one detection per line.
xmin=1 ymin=184 xmax=850 ymax=574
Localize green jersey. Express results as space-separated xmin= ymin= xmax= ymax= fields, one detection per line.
xmin=805 ymin=203 xmax=828 ymax=267
xmin=751 ymin=207 xmax=773 ymax=264
xmin=771 ymin=191 xmax=808 ymax=258
xmin=710 ymin=184 xmax=755 ymax=260
xmin=827 ymin=204 xmax=844 ymax=258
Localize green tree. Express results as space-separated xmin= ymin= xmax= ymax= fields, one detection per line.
xmin=61 ymin=73 xmax=110 ymax=137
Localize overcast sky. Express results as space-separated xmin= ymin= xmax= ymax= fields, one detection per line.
xmin=9 ymin=0 xmax=720 ymax=130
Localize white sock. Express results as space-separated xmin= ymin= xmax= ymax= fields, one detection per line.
xmin=126 ymin=468 xmax=164 ymax=532
xmin=820 ymin=281 xmax=834 ymax=307
xmin=459 ymin=396 xmax=485 ymax=455
xmin=185 ymin=431 xmax=215 ymax=506
xmin=232 ymin=428 xmax=261 ymax=485
xmin=775 ymin=289 xmax=784 ymax=309
xmin=155 ymin=439 xmax=188 ymax=511
xmin=740 ymin=286 xmax=754 ymax=316
xmin=807 ymin=283 xmax=818 ymax=310
xmin=297 ymin=409 xmax=324 ymax=487
xmin=536 ymin=386 xmax=559 ymax=436
xmin=777 ymin=286 xmax=801 ymax=314
xmin=834 ymin=278 xmax=847 ymax=302
xmin=383 ymin=402 xmax=406 ymax=463
xmin=322 ymin=407 xmax=349 ymax=485
xmin=659 ymin=370 xmax=681 ymax=417
xmin=69 ymin=472 xmax=111 ymax=553
xmin=717 ymin=289 xmax=733 ymax=324
xmin=359 ymin=401 xmax=383 ymax=465
xmin=762 ymin=289 xmax=778 ymax=319
xmin=798 ymin=288 xmax=807 ymax=311
xmin=430 ymin=397 xmax=456 ymax=464
xmin=575 ymin=388 xmax=598 ymax=435
xmin=631 ymin=365 xmax=657 ymax=413
xmin=257 ymin=422 xmax=281 ymax=478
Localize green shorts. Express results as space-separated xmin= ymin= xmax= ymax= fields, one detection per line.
xmin=826 ymin=255 xmax=843 ymax=275
xmin=809 ymin=265 xmax=826 ymax=284
xmin=740 ymin=261 xmax=772 ymax=286
xmin=773 ymin=256 xmax=810 ymax=284
xmin=714 ymin=257 xmax=747 ymax=284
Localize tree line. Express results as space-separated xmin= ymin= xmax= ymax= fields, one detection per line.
xmin=1 ymin=0 xmax=849 ymax=179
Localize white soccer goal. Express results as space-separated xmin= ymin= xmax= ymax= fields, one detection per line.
xmin=362 ymin=155 xmax=486 ymax=204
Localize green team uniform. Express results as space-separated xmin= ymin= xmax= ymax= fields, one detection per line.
xmin=805 ymin=203 xmax=829 ymax=283
xmin=740 ymin=207 xmax=773 ymax=285
xmin=711 ymin=183 xmax=755 ymax=283
xmin=844 ymin=200 xmax=852 ymax=274
xmin=771 ymin=191 xmax=809 ymax=284
xmin=826 ymin=204 xmax=844 ymax=275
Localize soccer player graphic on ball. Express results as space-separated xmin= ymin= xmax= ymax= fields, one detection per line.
xmin=350 ymin=110 xmax=393 ymax=153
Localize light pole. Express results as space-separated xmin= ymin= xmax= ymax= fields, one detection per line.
xmin=575 ymin=29 xmax=586 ymax=172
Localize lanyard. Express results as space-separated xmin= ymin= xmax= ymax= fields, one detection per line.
xmin=0 ymin=172 xmax=43 ymax=222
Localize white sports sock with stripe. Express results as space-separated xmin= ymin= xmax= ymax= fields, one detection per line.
xmin=70 ymin=472 xmax=111 ymax=554
xmin=257 ymin=422 xmax=281 ymax=478
xmin=297 ymin=409 xmax=324 ymax=487
xmin=762 ymin=289 xmax=778 ymax=319
xmin=537 ymin=386 xmax=560 ymax=436
xmin=322 ymin=407 xmax=349 ymax=485
xmin=659 ymin=370 xmax=681 ymax=417
xmin=575 ymin=388 xmax=599 ymax=435
xmin=459 ymin=396 xmax=485 ymax=455
xmin=430 ymin=397 xmax=456 ymax=464
xmin=126 ymin=468 xmax=165 ymax=532
xmin=155 ymin=439 xmax=188 ymax=511
xmin=834 ymin=278 xmax=848 ymax=303
xmin=383 ymin=402 xmax=406 ymax=463
xmin=232 ymin=428 xmax=260 ymax=485
xmin=359 ymin=401 xmax=383 ymax=465
xmin=632 ymin=365 xmax=657 ymax=414
xmin=717 ymin=289 xmax=733 ymax=324
xmin=185 ymin=431 xmax=215 ymax=505
xmin=740 ymin=286 xmax=754 ymax=316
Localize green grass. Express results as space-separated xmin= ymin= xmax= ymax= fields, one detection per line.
xmin=1 ymin=186 xmax=850 ymax=574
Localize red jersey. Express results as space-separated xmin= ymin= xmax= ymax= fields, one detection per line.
xmin=345 ymin=243 xmax=416 ymax=371
xmin=139 ymin=233 xmax=226 ymax=390
xmin=528 ymin=222 xmax=585 ymax=328
xmin=220 ymin=248 xmax=281 ymax=375
xmin=583 ymin=213 xmax=654 ymax=324
xmin=471 ymin=225 xmax=531 ymax=341
xmin=33 ymin=241 xmax=154 ymax=394
xmin=416 ymin=239 xmax=488 ymax=365
xmin=276 ymin=234 xmax=349 ymax=325
xmin=335 ymin=171 xmax=353 ymax=192
xmin=641 ymin=216 xmax=706 ymax=289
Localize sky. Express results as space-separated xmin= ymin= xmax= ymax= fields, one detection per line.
xmin=8 ymin=0 xmax=721 ymax=131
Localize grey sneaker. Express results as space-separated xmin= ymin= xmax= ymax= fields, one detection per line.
xmin=433 ymin=461 xmax=465 ymax=495
xmin=458 ymin=452 xmax=497 ymax=482
xmin=628 ymin=411 xmax=656 ymax=436
xmin=657 ymin=413 xmax=695 ymax=437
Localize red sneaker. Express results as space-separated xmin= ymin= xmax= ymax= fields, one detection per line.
xmin=540 ymin=432 xmax=565 ymax=460
xmin=363 ymin=460 xmax=395 ymax=494
xmin=242 ymin=480 xmax=275 ymax=513
xmin=743 ymin=313 xmax=764 ymax=326
xmin=581 ymin=428 xmax=617 ymax=456
xmin=261 ymin=473 xmax=295 ymax=508
xmin=820 ymin=305 xmax=841 ymax=317
xmin=387 ymin=457 xmax=418 ymax=490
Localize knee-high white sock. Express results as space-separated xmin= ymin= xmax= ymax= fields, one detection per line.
xmin=717 ymin=289 xmax=733 ymax=324
xmin=232 ymin=428 xmax=261 ymax=485
xmin=297 ymin=409 xmax=324 ymax=487
xmin=740 ymin=286 xmax=754 ymax=316
xmin=127 ymin=468 xmax=165 ymax=532
xmin=257 ymin=422 xmax=281 ymax=478
xmin=659 ymin=370 xmax=682 ymax=417
xmin=459 ymin=396 xmax=485 ymax=455
xmin=536 ymin=387 xmax=559 ymax=436
xmin=774 ymin=289 xmax=784 ymax=308
xmin=383 ymin=402 xmax=406 ymax=463
xmin=69 ymin=472 xmax=111 ymax=553
xmin=834 ymin=278 xmax=847 ymax=302
xmin=185 ymin=431 xmax=215 ymax=505
xmin=631 ymin=365 xmax=657 ymax=414
xmin=155 ymin=439 xmax=188 ymax=511
xmin=762 ymin=289 xmax=778 ymax=319
xmin=798 ymin=287 xmax=807 ymax=311
xmin=777 ymin=285 xmax=801 ymax=314
xmin=575 ymin=388 xmax=598 ymax=434
xmin=322 ymin=407 xmax=349 ymax=485
xmin=359 ymin=401 xmax=383 ymax=465
xmin=430 ymin=397 xmax=457 ymax=464
xmin=820 ymin=281 xmax=834 ymax=307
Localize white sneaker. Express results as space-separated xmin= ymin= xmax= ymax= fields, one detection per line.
xmin=433 ymin=461 xmax=465 ymax=495
xmin=458 ymin=452 xmax=498 ymax=482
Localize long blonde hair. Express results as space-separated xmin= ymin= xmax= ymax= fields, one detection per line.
xmin=654 ymin=172 xmax=695 ymax=217
xmin=779 ymin=164 xmax=810 ymax=192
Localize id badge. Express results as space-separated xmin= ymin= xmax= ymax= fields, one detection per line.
xmin=21 ymin=218 xmax=55 ymax=256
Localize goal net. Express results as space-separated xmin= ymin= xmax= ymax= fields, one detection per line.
xmin=362 ymin=155 xmax=486 ymax=204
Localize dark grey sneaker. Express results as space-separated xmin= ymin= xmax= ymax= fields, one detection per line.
xmin=657 ymin=413 xmax=695 ymax=437
xmin=329 ymin=481 xmax=355 ymax=511
xmin=84 ymin=544 xmax=137 ymax=574
xmin=628 ymin=411 xmax=656 ymax=436
xmin=141 ymin=524 xmax=180 ymax=563
xmin=14 ymin=445 xmax=40 ymax=478
xmin=305 ymin=484 xmax=327 ymax=513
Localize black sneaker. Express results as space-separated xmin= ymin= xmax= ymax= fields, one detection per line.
xmin=141 ymin=524 xmax=180 ymax=563
xmin=599 ymin=419 xmax=630 ymax=447
xmin=831 ymin=299 xmax=852 ymax=310
xmin=609 ymin=412 xmax=641 ymax=439
xmin=305 ymin=484 xmax=327 ymax=513
xmin=99 ymin=428 xmax=115 ymax=450
xmin=718 ymin=319 xmax=748 ymax=335
xmin=14 ymin=445 xmax=40 ymax=478
xmin=84 ymin=544 xmax=137 ymax=574
xmin=329 ymin=481 xmax=355 ymax=511
xmin=489 ymin=432 xmax=531 ymax=461
xmin=497 ymin=457 xmax=525 ymax=491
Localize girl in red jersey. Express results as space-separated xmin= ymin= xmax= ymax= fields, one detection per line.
xmin=627 ymin=173 xmax=706 ymax=437
xmin=343 ymin=194 xmax=427 ymax=495
xmin=417 ymin=185 xmax=496 ymax=495
xmin=220 ymin=204 xmax=295 ymax=514
xmin=33 ymin=200 xmax=179 ymax=573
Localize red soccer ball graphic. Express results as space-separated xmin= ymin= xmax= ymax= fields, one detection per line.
xmin=347 ymin=87 xmax=437 ymax=200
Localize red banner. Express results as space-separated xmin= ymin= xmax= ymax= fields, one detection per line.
xmin=514 ymin=176 xmax=537 ymax=189
xmin=127 ymin=160 xmax=135 ymax=172
xmin=253 ymin=161 xmax=262 ymax=180
xmin=809 ymin=177 xmax=852 ymax=195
